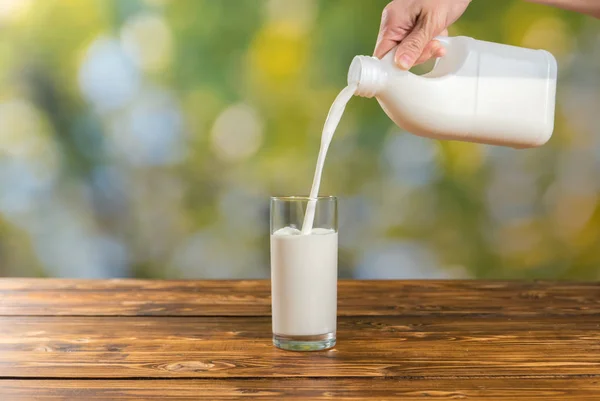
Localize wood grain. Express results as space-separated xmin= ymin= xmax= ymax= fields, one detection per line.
xmin=1 ymin=279 xmax=599 ymax=316
xmin=0 ymin=315 xmax=599 ymax=378
xmin=1 ymin=279 xmax=600 ymax=399
xmin=3 ymin=378 xmax=600 ymax=400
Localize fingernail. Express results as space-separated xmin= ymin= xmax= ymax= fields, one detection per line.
xmin=396 ymin=54 xmax=412 ymax=69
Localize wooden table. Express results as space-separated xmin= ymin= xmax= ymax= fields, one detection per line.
xmin=1 ymin=279 xmax=600 ymax=400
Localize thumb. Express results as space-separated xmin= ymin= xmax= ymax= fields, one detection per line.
xmin=394 ymin=16 xmax=436 ymax=70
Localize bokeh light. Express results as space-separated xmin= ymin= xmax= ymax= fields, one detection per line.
xmin=0 ymin=0 xmax=33 ymax=23
xmin=121 ymin=13 xmax=173 ymax=73
xmin=211 ymin=103 xmax=264 ymax=163
xmin=381 ymin=129 xmax=440 ymax=188
xmin=264 ymin=0 xmax=317 ymax=34
xmin=78 ymin=37 xmax=140 ymax=113
xmin=355 ymin=241 xmax=453 ymax=279
xmin=0 ymin=0 xmax=598 ymax=280
xmin=0 ymin=99 xmax=59 ymax=219
xmin=521 ymin=17 xmax=573 ymax=63
xmin=109 ymin=87 xmax=185 ymax=166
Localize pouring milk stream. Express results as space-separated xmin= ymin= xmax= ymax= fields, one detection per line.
xmin=301 ymin=84 xmax=357 ymax=234
xmin=300 ymin=36 xmax=557 ymax=234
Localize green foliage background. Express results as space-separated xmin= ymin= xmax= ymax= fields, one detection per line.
xmin=0 ymin=0 xmax=599 ymax=279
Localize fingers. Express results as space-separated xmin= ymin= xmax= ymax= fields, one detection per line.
xmin=434 ymin=44 xmax=447 ymax=59
xmin=374 ymin=4 xmax=406 ymax=59
xmin=374 ymin=1 xmax=455 ymax=69
xmin=432 ymin=28 xmax=449 ymax=59
xmin=374 ymin=36 xmax=402 ymax=60
xmin=393 ymin=15 xmax=437 ymax=70
xmin=414 ymin=40 xmax=443 ymax=66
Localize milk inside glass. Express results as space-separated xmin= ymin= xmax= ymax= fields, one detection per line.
xmin=270 ymin=83 xmax=351 ymax=351
xmin=271 ymin=227 xmax=338 ymax=336
xmin=270 ymin=196 xmax=338 ymax=351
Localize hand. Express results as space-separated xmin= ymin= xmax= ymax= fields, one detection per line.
xmin=374 ymin=0 xmax=472 ymax=69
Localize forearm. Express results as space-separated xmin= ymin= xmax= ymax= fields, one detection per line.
xmin=525 ymin=0 xmax=600 ymax=18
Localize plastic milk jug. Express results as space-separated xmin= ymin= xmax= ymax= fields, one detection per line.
xmin=348 ymin=36 xmax=558 ymax=148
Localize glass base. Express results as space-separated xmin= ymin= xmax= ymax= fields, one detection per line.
xmin=273 ymin=332 xmax=336 ymax=351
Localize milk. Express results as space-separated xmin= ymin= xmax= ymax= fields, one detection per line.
xmin=301 ymin=84 xmax=356 ymax=234
xmin=270 ymin=85 xmax=352 ymax=342
xmin=301 ymin=37 xmax=556 ymax=235
xmin=271 ymin=227 xmax=338 ymax=336
xmin=349 ymin=36 xmax=557 ymax=148
xmin=271 ymin=36 xmax=556 ymax=342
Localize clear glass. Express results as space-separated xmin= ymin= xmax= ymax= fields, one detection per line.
xmin=270 ymin=196 xmax=338 ymax=351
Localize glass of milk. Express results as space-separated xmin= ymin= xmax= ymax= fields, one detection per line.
xmin=270 ymin=196 xmax=338 ymax=351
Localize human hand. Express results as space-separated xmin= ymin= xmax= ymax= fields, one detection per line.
xmin=374 ymin=0 xmax=472 ymax=69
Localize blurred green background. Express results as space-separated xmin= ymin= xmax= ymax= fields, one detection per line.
xmin=0 ymin=0 xmax=599 ymax=279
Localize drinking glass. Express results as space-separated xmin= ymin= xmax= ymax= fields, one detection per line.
xmin=270 ymin=196 xmax=338 ymax=351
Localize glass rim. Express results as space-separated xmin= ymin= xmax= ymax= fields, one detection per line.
xmin=270 ymin=195 xmax=337 ymax=201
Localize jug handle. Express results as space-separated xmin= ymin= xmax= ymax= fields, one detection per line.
xmin=430 ymin=36 xmax=453 ymax=71
xmin=434 ymin=36 xmax=451 ymax=47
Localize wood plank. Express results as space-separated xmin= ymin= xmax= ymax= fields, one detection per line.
xmin=2 ymin=378 xmax=600 ymax=400
xmin=0 ymin=316 xmax=599 ymax=378
xmin=1 ymin=280 xmax=599 ymax=317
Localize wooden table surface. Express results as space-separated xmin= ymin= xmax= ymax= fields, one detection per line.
xmin=1 ymin=279 xmax=600 ymax=400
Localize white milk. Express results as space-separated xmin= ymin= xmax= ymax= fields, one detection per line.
xmin=349 ymin=36 xmax=557 ymax=148
xmin=271 ymin=227 xmax=338 ymax=336
xmin=301 ymin=84 xmax=356 ymax=234
xmin=300 ymin=37 xmax=556 ymax=236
